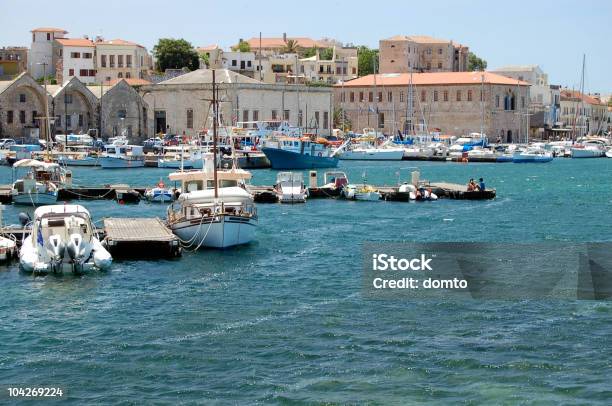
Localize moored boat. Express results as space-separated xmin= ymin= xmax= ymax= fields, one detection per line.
xmin=11 ymin=159 xmax=72 ymax=206
xmin=100 ymin=145 xmax=145 ymax=169
xmin=274 ymin=172 xmax=307 ymax=203
xmin=512 ymin=148 xmax=553 ymax=163
xmin=261 ymin=136 xmax=339 ymax=169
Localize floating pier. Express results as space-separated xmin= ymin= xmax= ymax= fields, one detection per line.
xmin=101 ymin=217 xmax=181 ymax=258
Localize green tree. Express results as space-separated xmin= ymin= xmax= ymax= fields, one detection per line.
xmin=320 ymin=48 xmax=334 ymax=61
xmin=357 ymin=46 xmax=379 ymax=76
xmin=153 ymin=38 xmax=199 ymax=72
xmin=283 ymin=39 xmax=299 ymax=54
xmin=333 ymin=107 xmax=351 ymax=131
xmin=198 ymin=52 xmax=210 ymax=68
xmin=232 ymin=40 xmax=251 ymax=52
xmin=467 ymin=52 xmax=487 ymax=72
xmin=302 ymin=47 xmax=317 ymax=58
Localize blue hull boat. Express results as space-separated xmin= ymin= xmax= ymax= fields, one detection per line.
xmin=262 ymin=147 xmax=339 ymax=169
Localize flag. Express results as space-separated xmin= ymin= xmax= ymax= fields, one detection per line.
xmin=37 ymin=222 xmax=44 ymax=247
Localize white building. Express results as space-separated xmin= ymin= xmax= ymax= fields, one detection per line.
xmin=28 ymin=27 xmax=67 ymax=79
xmin=221 ymin=51 xmax=256 ymax=77
xmin=53 ymin=38 xmax=96 ymax=84
xmin=490 ymin=65 xmax=551 ymax=107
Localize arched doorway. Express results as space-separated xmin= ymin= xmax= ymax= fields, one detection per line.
xmin=507 ymin=130 xmax=513 ymax=143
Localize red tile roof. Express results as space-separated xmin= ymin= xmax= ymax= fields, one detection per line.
xmin=560 ymin=90 xmax=605 ymax=106
xmin=103 ymin=78 xmax=151 ymax=86
xmin=244 ymin=37 xmax=325 ymax=49
xmin=336 ymin=72 xmax=530 ymax=87
xmin=55 ymin=38 xmax=94 ymax=47
xmin=197 ymin=45 xmax=219 ymax=52
xmin=31 ymin=27 xmax=68 ymax=33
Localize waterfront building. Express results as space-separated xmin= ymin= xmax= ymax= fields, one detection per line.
xmin=0 ymin=47 xmax=28 ymax=80
xmin=53 ymin=37 xmax=96 ymax=85
xmin=560 ymin=90 xmax=609 ymax=137
xmin=0 ymin=73 xmax=52 ymax=139
xmin=221 ymin=51 xmax=257 ymax=78
xmin=379 ymin=35 xmax=469 ymax=74
xmin=48 ymin=77 xmax=99 ymax=135
xmin=139 ymin=68 xmax=332 ymax=136
xmin=334 ymin=71 xmax=530 ymax=141
xmin=95 ymin=38 xmax=152 ymax=84
xmin=29 ymin=27 xmax=68 ymax=79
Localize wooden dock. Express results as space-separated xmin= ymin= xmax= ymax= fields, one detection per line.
xmin=102 ymin=217 xmax=181 ymax=258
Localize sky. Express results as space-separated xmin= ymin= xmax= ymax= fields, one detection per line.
xmin=1 ymin=0 xmax=610 ymax=92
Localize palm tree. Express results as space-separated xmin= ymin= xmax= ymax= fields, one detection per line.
xmin=283 ymin=39 xmax=299 ymax=54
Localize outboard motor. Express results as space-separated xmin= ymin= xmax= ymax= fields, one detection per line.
xmin=66 ymin=233 xmax=86 ymax=273
xmin=18 ymin=212 xmax=31 ymax=226
xmin=47 ymin=234 xmax=65 ymax=272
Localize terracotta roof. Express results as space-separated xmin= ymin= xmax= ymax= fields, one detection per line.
xmin=336 ymin=72 xmax=530 ymax=87
xmin=31 ymin=27 xmax=68 ymax=33
xmin=103 ymin=78 xmax=152 ymax=86
xmin=560 ymin=90 xmax=605 ymax=106
xmin=55 ymin=38 xmax=94 ymax=47
xmin=97 ymin=39 xmax=144 ymax=48
xmin=197 ymin=45 xmax=219 ymax=52
xmin=384 ymin=35 xmax=455 ymax=44
xmin=244 ymin=37 xmax=325 ymax=49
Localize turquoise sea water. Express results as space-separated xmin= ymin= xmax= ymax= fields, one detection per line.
xmin=1 ymin=159 xmax=611 ymax=404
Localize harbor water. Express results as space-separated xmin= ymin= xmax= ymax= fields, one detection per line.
xmin=1 ymin=159 xmax=611 ymax=404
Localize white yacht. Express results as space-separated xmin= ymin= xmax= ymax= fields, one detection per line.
xmin=274 ymin=172 xmax=307 ymax=203
xmin=513 ymin=148 xmax=553 ymax=163
xmin=11 ymin=159 xmax=72 ymax=206
xmin=570 ymin=138 xmax=608 ymax=158
xmin=100 ymin=145 xmax=145 ymax=169
xmin=19 ymin=205 xmax=112 ymax=273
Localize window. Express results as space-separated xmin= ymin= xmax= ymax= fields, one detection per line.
xmin=426 ymin=62 xmax=431 ymax=70
xmin=438 ymin=48 xmax=443 ymax=55
xmin=378 ymin=112 xmax=384 ymax=128
xmin=70 ymin=52 xmax=80 ymax=58
xmin=19 ymin=93 xmax=25 ymax=103
xmin=88 ymin=69 xmax=95 ymax=77
xmin=521 ymin=97 xmax=525 ymax=109
xmin=314 ymin=111 xmax=320 ymax=128
xmin=467 ymin=90 xmax=473 ymax=101
xmin=359 ymin=92 xmax=364 ymax=102
xmin=420 ymin=90 xmax=426 ymax=102
xmin=117 ymin=55 xmax=123 ymax=68
xmin=350 ymin=92 xmax=355 ymax=103
xmin=64 ymin=94 xmax=73 ymax=104
xmin=433 ymin=90 xmax=438 ymax=102
xmin=247 ymin=60 xmax=252 ymax=67
xmin=437 ymin=62 xmax=442 ymax=69
xmin=253 ymin=110 xmax=259 ymax=122
xmin=387 ymin=91 xmax=393 ymax=102
xmin=444 ymin=90 xmax=449 ymax=102
xmin=378 ymin=92 xmax=382 ymax=102
xmin=187 ymin=109 xmax=193 ymax=129
xmin=118 ymin=72 xmax=123 ymax=78
xmin=126 ymin=55 xmax=132 ymax=67
xmin=284 ymin=110 xmax=290 ymax=121
xmin=46 ymin=33 xmax=51 ymax=41
xmin=368 ymin=92 xmax=373 ymax=102
xmin=242 ymin=110 xmax=249 ymax=126
xmin=65 ymin=114 xmax=71 ymax=128
xmin=298 ymin=110 xmax=303 ymax=127
xmin=400 ymin=91 xmax=405 ymax=102
xmin=101 ymin=55 xmax=107 ymax=68
xmin=125 ymin=72 xmax=131 ymax=78
xmin=32 ymin=111 xmax=37 ymax=124
xmin=496 ymin=95 xmax=500 ymax=108
xmin=7 ymin=110 xmax=14 ymax=124
xmin=323 ymin=111 xmax=329 ymax=129
xmin=109 ymin=55 xmax=115 ymax=68
xmin=80 ymin=69 xmax=88 ymax=76
xmin=456 ymin=90 xmax=461 ymax=101
xmin=232 ymin=59 xmax=237 ymax=66
xmin=83 ymin=52 xmax=92 ymax=59
xmin=69 ymin=69 xmax=74 ymax=76
xmin=352 ymin=67 xmax=356 ymax=74
xmin=271 ymin=110 xmax=278 ymax=120
xmin=118 ymin=110 xmax=127 ymax=119
xmin=240 ymin=60 xmax=245 ymax=69
xmin=427 ymin=48 xmax=432 ymax=55
xmin=78 ymin=114 xmax=83 ymax=127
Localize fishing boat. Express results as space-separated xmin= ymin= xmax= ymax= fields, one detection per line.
xmin=342 ymin=184 xmax=381 ymax=201
xmin=512 ymin=148 xmax=553 ymax=163
xmin=144 ymin=179 xmax=176 ymax=203
xmin=166 ymin=70 xmax=257 ymax=249
xmin=261 ymin=136 xmax=339 ymax=169
xmin=19 ymin=204 xmax=112 ymax=273
xmin=100 ymin=145 xmax=145 ymax=169
xmin=158 ymin=146 xmax=204 ymax=169
xmin=570 ymin=138 xmax=607 ymax=158
xmin=11 ymin=159 xmax=72 ymax=205
xmin=307 ymin=171 xmax=349 ymax=198
xmin=274 ymin=172 xmax=307 ymax=203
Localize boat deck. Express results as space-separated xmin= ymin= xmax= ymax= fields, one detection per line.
xmin=101 ymin=217 xmax=181 ymax=258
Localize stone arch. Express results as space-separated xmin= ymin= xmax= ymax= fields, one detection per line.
xmin=100 ymin=79 xmax=148 ymax=140
xmin=52 ymin=77 xmax=99 ymax=136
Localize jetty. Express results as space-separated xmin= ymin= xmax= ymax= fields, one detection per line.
xmin=101 ymin=218 xmax=181 ymax=258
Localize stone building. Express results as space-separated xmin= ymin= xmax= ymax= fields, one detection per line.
xmin=95 ymin=38 xmax=152 ymax=84
xmin=334 ymin=71 xmax=530 ymax=142
xmin=139 ymin=68 xmax=333 ymax=136
xmin=560 ymin=90 xmax=608 ymax=137
xmin=29 ymin=27 xmax=68 ymax=79
xmin=0 ymin=47 xmax=29 ymax=80
xmin=0 ymin=72 xmax=52 ymax=139
xmin=49 ymin=77 xmax=99 ymax=135
xmin=379 ymin=35 xmax=469 ymax=74
xmin=99 ymin=80 xmax=149 ymax=139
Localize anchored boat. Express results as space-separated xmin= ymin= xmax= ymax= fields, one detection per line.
xmin=19 ymin=204 xmax=112 ymax=273
xmin=512 ymin=148 xmax=553 ymax=163
xmin=11 ymin=159 xmax=72 ymax=206
xmin=274 ymin=172 xmax=307 ymax=203
xmin=261 ymin=136 xmax=339 ymax=169
xmin=100 ymin=145 xmax=145 ymax=169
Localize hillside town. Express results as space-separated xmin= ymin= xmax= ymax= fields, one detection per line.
xmin=0 ymin=27 xmax=610 ymax=142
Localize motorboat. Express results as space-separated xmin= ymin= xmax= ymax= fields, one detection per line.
xmin=100 ymin=145 xmax=145 ymax=169
xmin=19 ymin=204 xmax=112 ymax=273
xmin=606 ymin=147 xmax=612 ymax=158
xmin=570 ymin=138 xmax=607 ymax=158
xmin=448 ymin=133 xmax=488 ymax=158
xmin=158 ymin=146 xmax=204 ymax=169
xmin=166 ymin=153 xmax=257 ymax=249
xmin=307 ymin=171 xmax=349 ymax=198
xmin=145 ymin=179 xmax=176 ymax=203
xmin=274 ymin=172 xmax=307 ymax=203
xmin=466 ymin=147 xmax=498 ymax=162
xmin=56 ymin=146 xmax=100 ymax=166
xmin=342 ymin=184 xmax=381 ymax=201
xmin=512 ymin=148 xmax=553 ymax=163
xmin=11 ymin=159 xmax=72 ymax=205
xmin=338 ymin=140 xmax=404 ymax=161
xmin=107 ymin=135 xmax=129 ymax=146
xmin=261 ymin=136 xmax=339 ymax=169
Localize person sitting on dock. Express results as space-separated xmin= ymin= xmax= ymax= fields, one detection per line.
xmin=478 ymin=178 xmax=485 ymax=191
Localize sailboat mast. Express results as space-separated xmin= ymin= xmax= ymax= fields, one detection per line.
xmin=212 ymin=69 xmax=219 ymax=199
xmin=579 ymin=54 xmax=585 ymax=137
xmin=480 ymin=74 xmax=484 ymax=138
